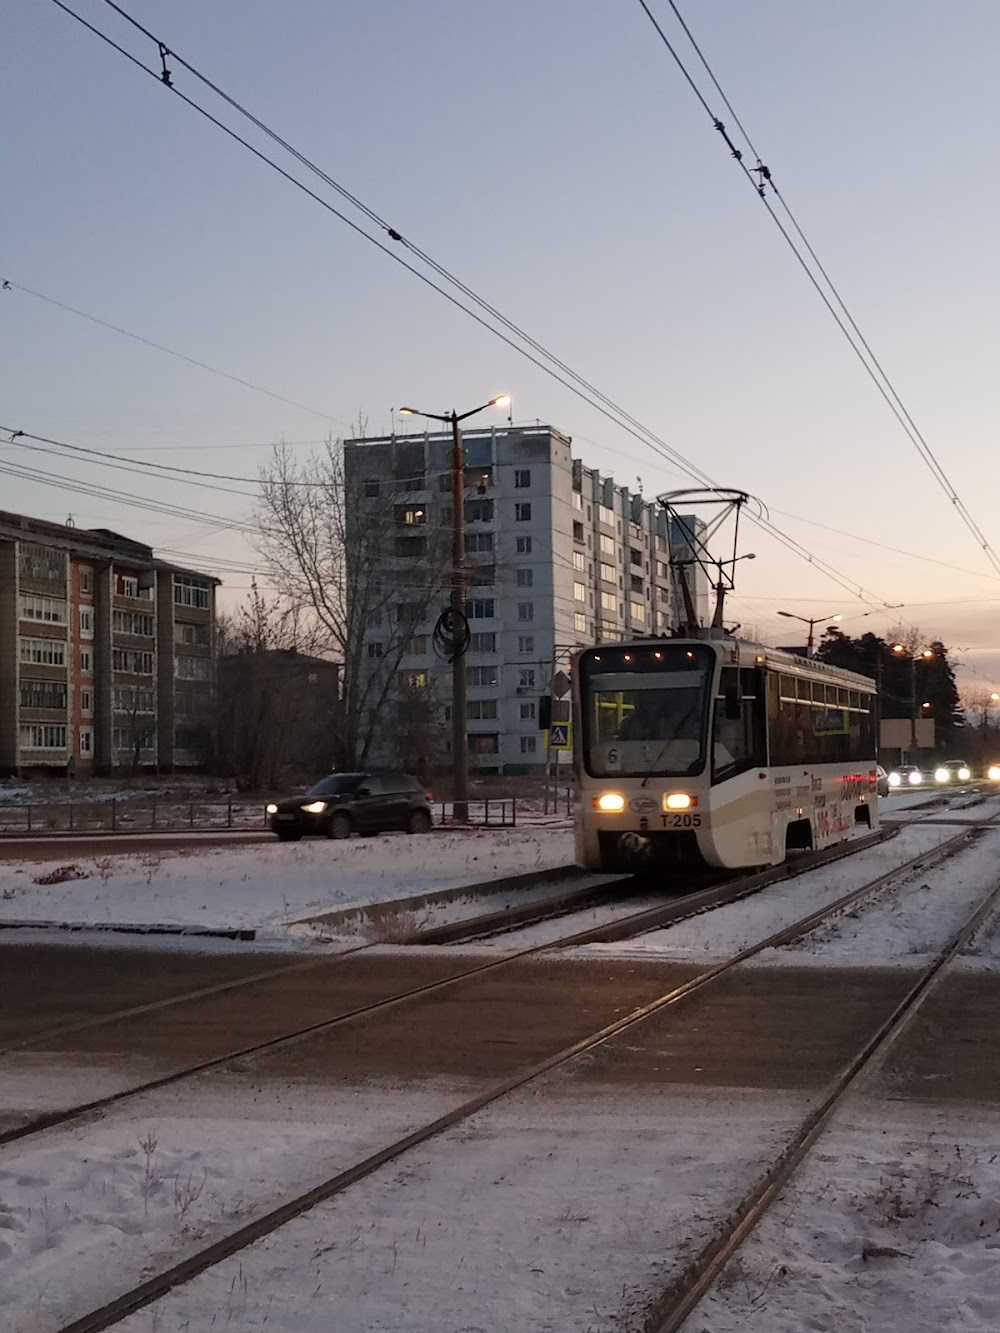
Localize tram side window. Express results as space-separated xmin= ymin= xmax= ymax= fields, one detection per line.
xmin=712 ymin=667 xmax=765 ymax=781
xmin=769 ymin=672 xmax=876 ymax=765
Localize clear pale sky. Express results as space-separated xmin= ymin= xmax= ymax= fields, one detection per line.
xmin=4 ymin=1 xmax=1000 ymax=695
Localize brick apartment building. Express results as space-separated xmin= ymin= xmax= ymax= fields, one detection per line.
xmin=0 ymin=511 xmax=219 ymax=776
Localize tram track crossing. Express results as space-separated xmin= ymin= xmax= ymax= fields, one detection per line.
xmin=13 ymin=809 xmax=1000 ymax=1333
xmin=4 ymin=810 xmax=993 ymax=1157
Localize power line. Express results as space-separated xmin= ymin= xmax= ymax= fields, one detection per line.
xmin=45 ymin=0 xmax=894 ymax=616
xmin=1 ymin=280 xmax=352 ymax=430
xmin=637 ymin=0 xmax=1000 ymax=578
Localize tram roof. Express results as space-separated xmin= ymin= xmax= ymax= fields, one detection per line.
xmin=578 ymin=638 xmax=877 ymax=691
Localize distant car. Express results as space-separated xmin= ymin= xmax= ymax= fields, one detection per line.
xmin=266 ymin=771 xmax=433 ymax=841
xmin=886 ymin=763 xmax=924 ymax=790
xmin=875 ymin=765 xmax=889 ymax=797
xmin=934 ymin=759 xmax=972 ymax=785
xmin=987 ymin=762 xmax=1000 ymax=783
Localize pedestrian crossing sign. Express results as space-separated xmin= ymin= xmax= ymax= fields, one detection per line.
xmin=548 ymin=723 xmax=572 ymax=751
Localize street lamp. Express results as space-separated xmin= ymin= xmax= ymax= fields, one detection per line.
xmin=397 ymin=395 xmax=510 ymax=823
xmin=891 ymin=643 xmax=935 ymax=756
xmin=776 ymin=610 xmax=843 ymax=658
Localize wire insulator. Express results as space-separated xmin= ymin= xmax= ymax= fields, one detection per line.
xmin=432 ymin=607 xmax=471 ymax=663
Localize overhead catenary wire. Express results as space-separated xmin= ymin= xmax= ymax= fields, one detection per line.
xmin=636 ymin=0 xmax=1000 ymax=579
xmin=45 ymin=0 xmax=894 ymax=616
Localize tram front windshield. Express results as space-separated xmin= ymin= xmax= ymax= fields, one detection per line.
xmin=580 ymin=645 xmax=714 ymax=778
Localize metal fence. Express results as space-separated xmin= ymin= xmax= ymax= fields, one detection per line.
xmin=0 ymin=799 xmax=268 ymax=837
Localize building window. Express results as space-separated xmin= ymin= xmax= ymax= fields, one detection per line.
xmin=395 ymin=601 xmax=425 ymax=624
xmin=81 ymin=689 xmax=93 ymax=715
xmin=79 ymin=727 xmax=93 ymax=755
xmin=394 ymin=535 xmax=427 ymax=557
xmin=113 ymin=648 xmax=155 ymax=674
xmin=19 ymin=594 xmax=67 ymax=624
xmin=20 ymin=680 xmax=67 ymax=710
xmin=114 ymin=685 xmax=155 ymax=712
xmin=516 ymin=535 xmax=533 ymax=554
xmin=516 ymin=568 xmax=534 ymax=588
xmin=410 ymin=636 xmax=427 ymax=655
xmin=600 ymin=562 xmax=615 ymax=584
xmin=174 ymin=576 xmax=210 ymax=609
xmin=467 ymin=599 xmax=495 ymax=619
xmin=175 ymin=655 xmax=212 ymax=681
xmin=80 ymin=606 xmax=94 ymax=637
xmin=467 ymin=665 xmax=500 ymax=687
xmin=630 ymin=602 xmax=646 ymax=623
xmin=519 ymin=668 xmax=536 ymax=688
xmin=469 ymin=632 xmax=496 ymax=653
xmin=572 ymin=491 xmax=583 ymax=511
xmin=79 ymin=568 xmax=93 ymax=594
xmin=114 ymin=726 xmax=155 ymax=752
xmin=468 ymin=734 xmax=499 ymax=755
xmin=19 ymin=542 xmax=67 ymax=583
xmin=572 ymin=550 xmax=585 ymax=572
xmin=367 ymin=641 xmax=384 ymax=660
xmin=113 ymin=610 xmax=155 ymax=636
xmin=520 ymin=702 xmax=536 ymax=721
xmin=573 ymin=522 xmax=584 ymax=544
xmin=467 ymin=699 xmax=499 ymax=720
xmin=368 ymin=609 xmax=383 ymax=629
xmin=517 ymin=602 xmax=534 ymax=622
xmin=601 ymin=591 xmax=617 ymax=613
xmin=399 ymin=670 xmax=428 ymax=690
xmin=518 ymin=635 xmax=534 ymax=654
xmin=394 ymin=504 xmax=427 ymax=526
xmin=469 ymin=565 xmax=495 ymax=587
xmin=514 ymin=469 xmax=531 ymax=488
xmin=465 ymin=532 xmax=494 ymax=554
xmin=573 ymin=581 xmax=587 ymax=602
xmin=176 ymin=622 xmax=210 ymax=646
xmin=514 ymin=503 xmax=532 ymax=522
xmin=574 ymin=612 xmax=588 ymax=633
xmin=20 ymin=638 xmax=66 ymax=667
xmin=466 ymin=499 xmax=494 ymax=523
xmin=520 ymin=735 xmax=537 ymax=755
xmin=80 ymin=649 xmax=93 ymax=674
xmin=364 ymin=479 xmax=380 ymax=497
xmin=19 ymin=724 xmax=67 ymax=750
xmin=599 ymin=534 xmax=615 ymax=556
xmin=598 ymin=504 xmax=615 ymax=527
xmin=121 ymin=576 xmax=139 ymax=598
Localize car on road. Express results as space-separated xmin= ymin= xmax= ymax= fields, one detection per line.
xmin=886 ymin=763 xmax=924 ymax=791
xmin=987 ymin=762 xmax=1000 ymax=783
xmin=934 ymin=759 xmax=972 ymax=785
xmin=267 ymin=771 xmax=433 ymax=841
xmin=875 ymin=765 xmax=889 ymax=797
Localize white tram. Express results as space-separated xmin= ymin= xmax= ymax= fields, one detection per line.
xmin=573 ymin=637 xmax=879 ymax=873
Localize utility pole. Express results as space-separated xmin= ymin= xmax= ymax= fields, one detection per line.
xmin=449 ymin=409 xmax=469 ymax=824
xmin=398 ymin=395 xmax=509 ymax=825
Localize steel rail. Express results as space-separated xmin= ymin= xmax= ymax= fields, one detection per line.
xmin=46 ymin=817 xmax=1000 ymax=1333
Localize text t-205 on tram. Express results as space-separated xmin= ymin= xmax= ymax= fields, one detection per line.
xmin=573 ymin=639 xmax=878 ymax=874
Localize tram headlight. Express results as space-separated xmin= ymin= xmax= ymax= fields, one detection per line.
xmin=959 ymin=767 xmax=971 ymax=781
xmin=887 ymin=772 xmax=902 ymax=787
xmin=909 ymin=771 xmax=923 ymax=785
xmin=988 ymin=765 xmax=1000 ymax=782
xmin=935 ymin=767 xmax=950 ymax=784
xmin=595 ymin=792 xmax=626 ymax=812
xmin=664 ymin=793 xmax=696 ymax=810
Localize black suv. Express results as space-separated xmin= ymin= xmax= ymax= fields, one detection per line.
xmin=267 ymin=771 xmax=433 ymax=841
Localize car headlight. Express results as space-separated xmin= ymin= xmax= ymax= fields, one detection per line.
xmin=595 ymin=792 xmax=626 ymax=812
xmin=989 ymin=765 xmax=1000 ymax=782
xmin=302 ymin=800 xmax=328 ymax=814
xmin=266 ymin=803 xmax=278 ymax=815
xmin=887 ymin=772 xmax=901 ymax=786
xmin=908 ymin=771 xmax=922 ymax=785
xmin=935 ymin=768 xmax=950 ymax=783
xmin=959 ymin=767 xmax=971 ymax=781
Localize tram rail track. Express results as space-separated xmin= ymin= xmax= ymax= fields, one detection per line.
xmin=38 ymin=809 xmax=1000 ymax=1333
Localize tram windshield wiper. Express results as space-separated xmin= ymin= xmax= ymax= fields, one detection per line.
xmin=639 ymin=703 xmax=699 ymax=787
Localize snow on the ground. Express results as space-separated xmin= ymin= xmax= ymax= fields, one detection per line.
xmin=103 ymin=1083 xmax=805 ymax=1333
xmin=0 ymin=1077 xmax=469 ymax=1333
xmin=564 ymin=822 xmax=986 ymax=965
xmin=0 ymin=828 xmax=574 ymax=937
xmin=745 ymin=828 xmax=1000 ymax=969
xmin=696 ymin=1100 xmax=1000 ymax=1332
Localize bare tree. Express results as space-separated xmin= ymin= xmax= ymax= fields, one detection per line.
xmin=252 ymin=439 xmax=450 ymax=767
xmin=392 ymin=675 xmax=446 ymax=777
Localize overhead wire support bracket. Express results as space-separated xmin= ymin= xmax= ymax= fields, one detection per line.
xmin=157 ymin=42 xmax=172 ymax=86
